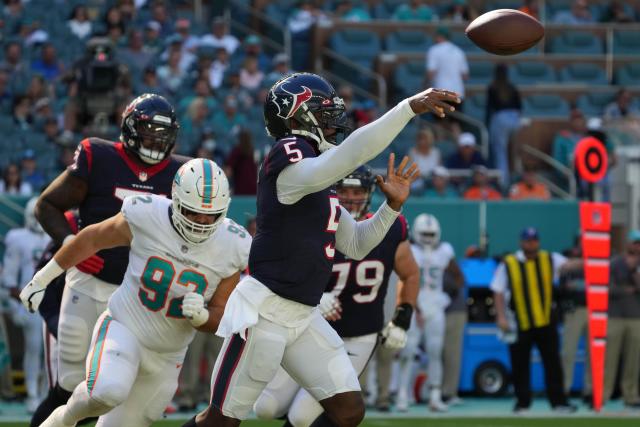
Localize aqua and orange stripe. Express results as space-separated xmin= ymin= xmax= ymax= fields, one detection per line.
xmin=87 ymin=315 xmax=112 ymax=395
xmin=201 ymin=159 xmax=213 ymax=208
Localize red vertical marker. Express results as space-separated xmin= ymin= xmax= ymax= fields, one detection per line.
xmin=575 ymin=137 xmax=609 ymax=412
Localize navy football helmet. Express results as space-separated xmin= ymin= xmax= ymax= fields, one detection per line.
xmin=336 ymin=165 xmax=375 ymax=219
xmin=120 ymin=93 xmax=179 ymax=164
xmin=264 ymin=72 xmax=351 ymax=153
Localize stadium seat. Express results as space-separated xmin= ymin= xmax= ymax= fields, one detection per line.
xmin=559 ymin=63 xmax=608 ymax=85
xmin=394 ymin=61 xmax=423 ymax=98
xmin=468 ymin=61 xmax=494 ymax=85
xmin=576 ymin=92 xmax=616 ymax=117
xmin=509 ymin=61 xmax=556 ymax=85
xmin=615 ymin=63 xmax=640 ymax=86
xmin=450 ymin=32 xmax=484 ymax=54
xmin=463 ymin=93 xmax=486 ymax=123
xmin=330 ymin=29 xmax=381 ymax=85
xmin=522 ymin=94 xmax=570 ymax=118
xmin=385 ymin=30 xmax=432 ymax=53
xmin=550 ymin=31 xmax=604 ymax=55
xmin=613 ymin=31 xmax=640 ymax=55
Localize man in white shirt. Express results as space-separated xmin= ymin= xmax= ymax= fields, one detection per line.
xmin=426 ymin=27 xmax=468 ymax=102
xmin=199 ymin=17 xmax=239 ymax=55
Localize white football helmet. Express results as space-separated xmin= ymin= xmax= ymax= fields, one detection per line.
xmin=24 ymin=197 xmax=44 ymax=234
xmin=171 ymin=159 xmax=230 ymax=244
xmin=412 ymin=213 xmax=441 ymax=249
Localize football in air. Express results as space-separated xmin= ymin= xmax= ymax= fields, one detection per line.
xmin=465 ymin=9 xmax=544 ymax=56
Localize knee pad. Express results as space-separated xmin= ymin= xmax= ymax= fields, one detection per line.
xmin=253 ymin=392 xmax=284 ymax=420
xmin=89 ymin=381 xmax=130 ymax=409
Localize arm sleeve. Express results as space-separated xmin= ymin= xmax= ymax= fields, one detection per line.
xmin=233 ymin=228 xmax=252 ymax=271
xmin=335 ymin=202 xmax=400 ymax=260
xmin=2 ymin=232 xmax=20 ymax=288
xmin=276 ymin=99 xmax=416 ymax=205
xmin=489 ymin=262 xmax=507 ymax=294
xmin=67 ymin=139 xmax=92 ymax=181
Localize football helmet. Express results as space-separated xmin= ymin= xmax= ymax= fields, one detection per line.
xmin=264 ymin=72 xmax=351 ymax=153
xmin=121 ymin=93 xmax=179 ymax=165
xmin=24 ymin=197 xmax=44 ymax=234
xmin=336 ymin=165 xmax=375 ymax=219
xmin=171 ymin=159 xmax=230 ymax=244
xmin=412 ymin=214 xmax=441 ymax=249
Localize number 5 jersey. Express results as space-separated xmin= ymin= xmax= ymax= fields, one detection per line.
xmin=109 ymin=194 xmax=251 ymax=353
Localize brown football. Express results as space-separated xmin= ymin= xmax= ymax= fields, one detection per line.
xmin=465 ymin=9 xmax=544 ymax=56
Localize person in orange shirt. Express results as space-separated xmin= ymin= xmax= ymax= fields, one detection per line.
xmin=463 ymin=165 xmax=502 ymax=200
xmin=509 ymin=168 xmax=551 ymax=200
xmin=519 ymin=0 xmax=539 ymax=19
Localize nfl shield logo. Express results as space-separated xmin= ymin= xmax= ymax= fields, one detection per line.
xmin=181 ymin=245 xmax=188 ymax=253
xmin=139 ymin=172 xmax=148 ymax=182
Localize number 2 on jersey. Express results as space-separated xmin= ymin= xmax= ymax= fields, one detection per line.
xmin=139 ymin=257 xmax=208 ymax=318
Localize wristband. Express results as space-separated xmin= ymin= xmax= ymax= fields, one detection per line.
xmin=34 ymin=259 xmax=65 ymax=286
xmin=391 ymin=303 xmax=414 ymax=331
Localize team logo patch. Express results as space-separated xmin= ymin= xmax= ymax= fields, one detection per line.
xmin=270 ymin=84 xmax=312 ymax=120
xmin=139 ymin=172 xmax=148 ymax=182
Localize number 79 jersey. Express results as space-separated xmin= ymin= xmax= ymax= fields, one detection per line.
xmin=327 ymin=214 xmax=408 ymax=338
xmin=108 ymin=195 xmax=251 ymax=353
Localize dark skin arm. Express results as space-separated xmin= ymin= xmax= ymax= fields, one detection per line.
xmin=36 ymin=171 xmax=88 ymax=245
xmin=445 ymin=258 xmax=465 ymax=288
xmin=195 ymin=271 xmax=242 ymax=333
xmin=394 ymin=241 xmax=419 ymax=307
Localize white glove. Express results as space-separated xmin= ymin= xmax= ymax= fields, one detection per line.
xmin=20 ymin=279 xmax=48 ymax=313
xmin=182 ymin=292 xmax=209 ymax=328
xmin=319 ymin=292 xmax=341 ymax=319
xmin=381 ymin=321 xmax=407 ymax=350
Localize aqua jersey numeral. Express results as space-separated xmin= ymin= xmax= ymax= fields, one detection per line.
xmin=139 ymin=257 xmax=208 ymax=318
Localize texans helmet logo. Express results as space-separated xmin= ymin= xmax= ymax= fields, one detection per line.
xmin=271 ymin=84 xmax=313 ymax=120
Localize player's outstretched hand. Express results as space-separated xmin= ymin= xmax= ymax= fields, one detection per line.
xmin=19 ymin=278 xmax=47 ymax=313
xmin=182 ymin=292 xmax=209 ymax=328
xmin=376 ymin=153 xmax=420 ymax=212
xmin=408 ymin=88 xmax=461 ymax=118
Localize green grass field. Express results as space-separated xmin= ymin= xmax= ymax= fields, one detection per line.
xmin=2 ymin=419 xmax=639 ymax=427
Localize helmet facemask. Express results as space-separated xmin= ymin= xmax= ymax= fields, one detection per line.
xmin=172 ymin=199 xmax=227 ymax=244
xmin=337 ymin=180 xmax=373 ymax=219
xmin=290 ymin=99 xmax=351 ymax=153
xmin=124 ymin=117 xmax=178 ymax=164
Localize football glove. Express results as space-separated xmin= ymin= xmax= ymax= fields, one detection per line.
xmin=182 ymin=292 xmax=209 ymax=328
xmin=76 ymin=254 xmax=105 ymax=275
xmin=381 ymin=322 xmax=407 ymax=350
xmin=20 ymin=259 xmax=64 ymax=313
xmin=319 ymin=292 xmax=341 ymax=319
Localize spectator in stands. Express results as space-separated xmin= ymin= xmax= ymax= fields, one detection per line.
xmin=519 ymin=0 xmax=540 ymax=19
xmin=42 ymin=117 xmax=61 ymax=145
xmin=180 ymin=97 xmax=211 ymax=153
xmin=12 ymin=95 xmax=32 ymax=131
xmin=463 ymin=165 xmax=502 ymax=200
xmin=234 ymin=35 xmax=271 ymax=73
xmin=68 ymin=5 xmax=92 ymax=40
xmin=161 ymin=35 xmax=196 ymax=75
xmin=425 ymin=166 xmax=459 ymax=199
xmin=603 ymin=231 xmax=640 ymax=409
xmin=351 ymin=99 xmax=378 ymax=129
xmin=334 ymin=0 xmax=371 ymax=21
xmin=195 ymin=127 xmax=227 ymax=166
xmin=2 ymin=0 xmax=23 ymax=34
xmin=103 ymin=6 xmax=126 ymax=37
xmin=220 ymin=70 xmax=254 ymax=111
xmin=604 ymin=88 xmax=639 ymax=121
xmin=200 ymin=17 xmax=240 ymax=55
xmin=0 ymin=163 xmax=32 ymax=196
xmin=150 ymin=1 xmax=172 ymax=37
xmin=20 ymin=18 xmax=49 ymax=47
xmin=487 ymin=63 xmax=521 ymax=186
xmin=409 ymin=127 xmax=441 ymax=179
xmin=426 ymin=27 xmax=469 ymax=103
xmin=156 ymin=49 xmax=186 ymax=95
xmin=208 ymin=47 xmax=230 ymax=90
xmin=508 ymin=167 xmax=551 ymax=200
xmin=0 ymin=68 xmax=12 ymax=114
xmin=1 ymin=41 xmax=28 ymax=77
xmin=393 ymin=0 xmax=434 ymax=21
xmin=287 ymin=0 xmax=330 ymax=35
xmin=144 ymin=21 xmax=163 ymax=53
xmin=446 ymin=132 xmax=486 ymax=170
xmin=137 ymin=66 xmax=167 ymax=98
xmin=174 ymin=18 xmax=200 ymax=53
xmin=559 ymin=237 xmax=592 ymax=403
xmin=442 ymin=0 xmax=479 ymax=22
xmin=30 ymin=43 xmax=63 ymax=82
xmin=32 ymin=97 xmax=55 ymax=131
xmin=552 ymin=109 xmax=588 ymax=168
xmin=25 ymin=74 xmax=49 ymax=106
xmin=553 ymin=0 xmax=594 ymax=24
xmin=21 ymin=149 xmax=46 ymax=192
xmin=264 ymin=53 xmax=292 ymax=89
xmin=601 ymin=0 xmax=634 ymax=23
xmin=225 ymin=129 xmax=258 ymax=195
xmin=212 ymin=95 xmax=247 ymax=144
xmin=117 ymin=29 xmax=154 ymax=76
xmin=239 ymin=56 xmax=265 ymax=92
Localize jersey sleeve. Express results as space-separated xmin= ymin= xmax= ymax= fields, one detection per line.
xmin=2 ymin=230 xmax=21 ymax=288
xmin=67 ymin=139 xmax=93 ymax=181
xmin=262 ymin=137 xmax=317 ymax=179
xmin=120 ymin=194 xmax=155 ymax=236
xmin=223 ymin=220 xmax=252 ymax=272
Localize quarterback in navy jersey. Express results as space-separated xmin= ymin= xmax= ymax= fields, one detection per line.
xmin=186 ymin=73 xmax=459 ymax=427
xmin=30 ymin=94 xmax=189 ymax=426
xmin=252 ymin=165 xmax=420 ymax=427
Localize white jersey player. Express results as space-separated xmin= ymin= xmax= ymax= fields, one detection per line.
xmin=3 ymin=197 xmax=51 ymax=412
xmin=397 ymin=213 xmax=463 ymax=412
xmin=20 ymin=159 xmax=251 ymax=427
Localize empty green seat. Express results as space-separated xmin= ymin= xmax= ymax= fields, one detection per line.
xmin=394 ymin=61 xmax=424 ymax=98
xmin=615 ymin=63 xmax=640 ymax=86
xmin=576 ymin=92 xmax=616 ymax=117
xmin=559 ymin=63 xmax=608 ymax=85
xmin=550 ymin=31 xmax=604 ymax=55
xmin=468 ymin=61 xmax=494 ymax=85
xmin=523 ymin=94 xmax=570 ymax=118
xmin=385 ymin=31 xmax=432 ymax=53
xmin=613 ymin=31 xmax=640 ymax=55
xmin=510 ymin=62 xmax=556 ymax=85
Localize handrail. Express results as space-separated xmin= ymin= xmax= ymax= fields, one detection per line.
xmin=0 ymin=196 xmax=24 ymax=217
xmin=520 ymin=144 xmax=577 ymax=199
xmin=320 ymin=47 xmax=387 ymax=108
xmin=448 ymin=110 xmax=490 ymax=160
xmin=227 ymin=0 xmax=291 ymax=58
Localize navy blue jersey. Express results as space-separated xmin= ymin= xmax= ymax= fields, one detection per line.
xmin=328 ymin=214 xmax=408 ymax=337
xmin=249 ymin=136 xmax=341 ymax=306
xmin=68 ymin=138 xmax=188 ymax=284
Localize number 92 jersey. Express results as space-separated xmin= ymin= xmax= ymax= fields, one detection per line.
xmin=108 ymin=194 xmax=251 ymax=353
xmin=327 ymin=214 xmax=408 ymax=338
